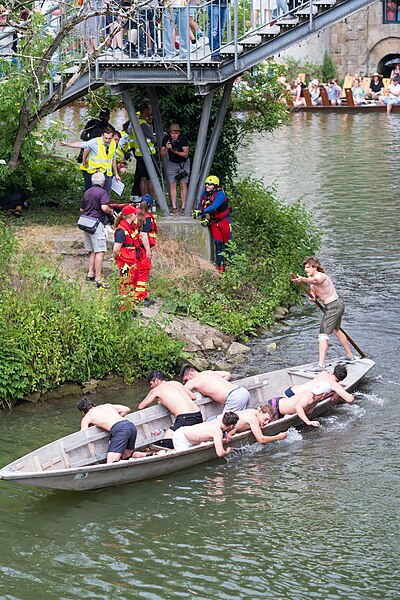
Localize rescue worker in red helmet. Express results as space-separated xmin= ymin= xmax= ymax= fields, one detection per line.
xmin=198 ymin=175 xmax=232 ymax=274
xmin=135 ymin=194 xmax=157 ymax=306
xmin=113 ymin=204 xmax=142 ymax=310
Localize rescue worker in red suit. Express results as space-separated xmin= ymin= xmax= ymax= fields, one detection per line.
xmin=134 ymin=194 xmax=157 ymax=306
xmin=113 ymin=204 xmax=142 ymax=309
xmin=198 ymin=175 xmax=231 ymax=274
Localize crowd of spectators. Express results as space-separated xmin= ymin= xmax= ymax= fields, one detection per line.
xmin=288 ymin=67 xmax=400 ymax=113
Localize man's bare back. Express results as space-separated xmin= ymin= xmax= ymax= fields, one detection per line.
xmin=278 ymin=390 xmax=326 ymax=427
xmin=288 ymin=371 xmax=354 ymax=404
xmin=183 ymin=370 xmax=235 ymax=404
xmin=80 ymin=403 xmax=130 ymax=431
xmin=138 ymin=380 xmax=198 ymax=415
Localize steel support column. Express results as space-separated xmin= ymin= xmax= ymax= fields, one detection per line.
xmin=123 ymin=91 xmax=170 ymax=215
xmin=184 ymin=90 xmax=215 ymax=215
xmin=146 ymin=85 xmax=170 ymax=187
xmin=196 ymin=78 xmax=235 ymax=201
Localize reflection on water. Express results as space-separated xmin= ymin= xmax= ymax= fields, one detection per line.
xmin=1 ymin=113 xmax=399 ymax=599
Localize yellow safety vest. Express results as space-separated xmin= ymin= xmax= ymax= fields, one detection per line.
xmin=80 ymin=138 xmax=117 ymax=176
xmin=131 ymin=119 xmax=156 ymax=157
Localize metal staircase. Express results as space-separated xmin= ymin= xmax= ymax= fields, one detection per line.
xmin=50 ymin=0 xmax=377 ymax=108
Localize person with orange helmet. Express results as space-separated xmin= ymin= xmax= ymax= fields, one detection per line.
xmin=112 ymin=204 xmax=142 ymax=310
xmin=198 ymin=175 xmax=232 ymax=274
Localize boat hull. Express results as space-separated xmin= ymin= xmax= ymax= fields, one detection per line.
xmin=0 ymin=358 xmax=375 ymax=491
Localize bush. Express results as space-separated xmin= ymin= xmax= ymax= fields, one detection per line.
xmin=0 ymin=235 xmax=185 ymax=406
xmin=152 ymin=178 xmax=320 ymax=338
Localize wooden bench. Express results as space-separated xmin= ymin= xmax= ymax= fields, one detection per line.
xmin=302 ymin=88 xmax=313 ymax=107
xmin=319 ymin=86 xmax=330 ymax=106
xmin=344 ymin=88 xmax=355 ymax=106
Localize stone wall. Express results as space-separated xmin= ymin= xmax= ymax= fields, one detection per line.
xmin=281 ymin=2 xmax=400 ymax=78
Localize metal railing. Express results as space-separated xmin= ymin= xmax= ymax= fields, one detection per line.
xmin=0 ymin=0 xmax=332 ymax=81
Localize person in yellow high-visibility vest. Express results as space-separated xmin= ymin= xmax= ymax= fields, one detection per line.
xmin=81 ymin=127 xmax=121 ymax=193
xmin=130 ymin=101 xmax=157 ymax=198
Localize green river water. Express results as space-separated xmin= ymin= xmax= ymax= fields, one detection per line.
xmin=0 ymin=112 xmax=398 ymax=599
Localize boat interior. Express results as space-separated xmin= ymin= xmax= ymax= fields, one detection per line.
xmin=1 ymin=360 xmax=370 ymax=475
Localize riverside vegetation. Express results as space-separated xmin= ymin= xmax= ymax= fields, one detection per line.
xmin=0 ymin=39 xmax=319 ymax=406
xmin=0 ymin=175 xmax=319 ymax=408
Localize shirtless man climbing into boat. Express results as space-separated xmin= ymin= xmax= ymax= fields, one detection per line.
xmin=291 ymin=256 xmax=355 ymax=371
xmin=172 ymin=411 xmax=239 ymax=457
xmin=282 ymin=363 xmax=354 ymax=404
xmin=77 ymin=398 xmax=149 ymax=463
xmin=220 ymin=405 xmax=289 ymax=444
xmin=265 ymin=381 xmax=339 ymax=428
xmin=138 ymin=370 xmax=203 ymax=449
xmin=180 ymin=366 xmax=251 ymax=414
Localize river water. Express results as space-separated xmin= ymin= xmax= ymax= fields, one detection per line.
xmin=0 ymin=113 xmax=398 ymax=599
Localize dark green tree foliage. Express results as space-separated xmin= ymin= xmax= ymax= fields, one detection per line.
xmin=321 ymin=51 xmax=337 ymax=82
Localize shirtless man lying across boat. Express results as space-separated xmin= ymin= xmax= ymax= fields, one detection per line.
xmin=220 ymin=406 xmax=289 ymax=444
xmin=282 ymin=363 xmax=354 ymax=404
xmin=265 ymin=382 xmax=339 ymax=428
xmin=138 ymin=370 xmax=203 ymax=449
xmin=172 ymin=411 xmax=239 ymax=457
xmin=180 ymin=366 xmax=250 ymax=414
xmin=77 ymin=398 xmax=150 ymax=463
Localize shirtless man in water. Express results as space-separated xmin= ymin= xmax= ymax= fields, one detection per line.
xmin=138 ymin=370 xmax=203 ymax=449
xmin=77 ymin=398 xmax=149 ymax=463
xmin=265 ymin=381 xmax=338 ymax=428
xmin=172 ymin=411 xmax=239 ymax=457
xmin=220 ymin=405 xmax=289 ymax=444
xmin=282 ymin=363 xmax=354 ymax=404
xmin=291 ymin=256 xmax=355 ymax=371
xmin=180 ymin=366 xmax=250 ymax=414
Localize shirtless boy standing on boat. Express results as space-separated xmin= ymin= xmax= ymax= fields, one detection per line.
xmin=282 ymin=363 xmax=354 ymax=404
xmin=138 ymin=370 xmax=203 ymax=449
xmin=291 ymin=257 xmax=355 ymax=371
xmin=220 ymin=406 xmax=289 ymax=444
xmin=180 ymin=366 xmax=250 ymax=413
xmin=77 ymin=398 xmax=149 ymax=463
xmin=265 ymin=382 xmax=335 ymax=427
xmin=172 ymin=411 xmax=239 ymax=457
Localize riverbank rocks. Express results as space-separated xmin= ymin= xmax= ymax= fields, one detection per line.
xmin=273 ymin=306 xmax=289 ymax=320
xmin=160 ymin=315 xmax=250 ymax=369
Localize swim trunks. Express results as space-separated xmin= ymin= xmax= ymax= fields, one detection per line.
xmin=320 ymin=297 xmax=345 ymax=335
xmin=170 ymin=411 xmax=203 ymax=432
xmin=223 ymin=386 xmax=251 ymax=414
xmin=265 ymin=397 xmax=283 ymax=420
xmin=283 ymin=386 xmax=295 ymax=398
xmin=172 ymin=427 xmax=196 ymax=451
xmin=108 ymin=420 xmax=137 ymax=454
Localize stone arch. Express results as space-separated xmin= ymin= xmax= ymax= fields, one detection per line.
xmin=368 ymin=37 xmax=400 ymax=77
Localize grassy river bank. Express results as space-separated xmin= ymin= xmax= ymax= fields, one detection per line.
xmin=0 ymin=178 xmax=319 ymax=408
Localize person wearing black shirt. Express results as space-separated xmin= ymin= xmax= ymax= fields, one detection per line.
xmin=367 ymin=73 xmax=384 ymax=100
xmin=161 ymin=124 xmax=190 ymax=213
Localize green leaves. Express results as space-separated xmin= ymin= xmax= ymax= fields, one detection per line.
xmin=152 ymin=178 xmax=320 ymax=339
xmin=0 ymin=234 xmax=186 ymax=407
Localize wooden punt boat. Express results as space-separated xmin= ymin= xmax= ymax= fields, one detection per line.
xmin=0 ymin=358 xmax=375 ymax=491
xmin=291 ymin=104 xmax=400 ymax=113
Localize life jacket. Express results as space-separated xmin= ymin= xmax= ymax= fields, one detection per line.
xmin=114 ymin=219 xmax=141 ymax=265
xmin=200 ymin=187 xmax=230 ymax=223
xmin=131 ymin=119 xmax=156 ymax=157
xmin=80 ymin=137 xmax=116 ymax=176
xmin=146 ymin=211 xmax=158 ymax=247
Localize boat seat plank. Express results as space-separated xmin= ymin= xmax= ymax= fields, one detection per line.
xmin=69 ymin=453 xmax=108 ymax=468
xmin=33 ymin=456 xmax=42 ymax=471
xmin=64 ymin=431 xmax=109 ymax=454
